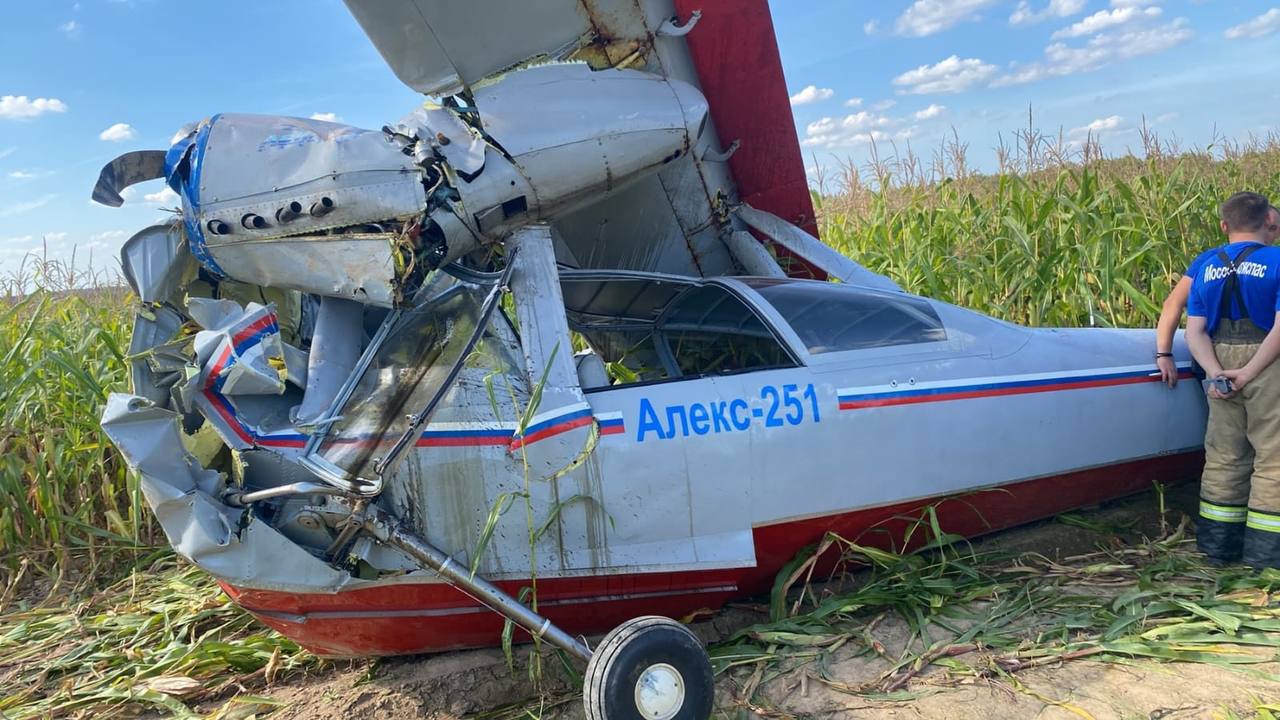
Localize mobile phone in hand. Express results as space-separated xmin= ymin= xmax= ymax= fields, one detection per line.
xmin=1212 ymin=376 xmax=1234 ymax=395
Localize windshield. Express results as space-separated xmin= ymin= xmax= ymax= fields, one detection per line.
xmin=302 ymin=270 xmax=501 ymax=489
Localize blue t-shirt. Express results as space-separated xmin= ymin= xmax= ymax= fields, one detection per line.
xmin=1186 ymin=241 xmax=1280 ymax=335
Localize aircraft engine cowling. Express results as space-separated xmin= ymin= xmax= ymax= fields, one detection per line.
xmin=93 ymin=64 xmax=709 ymax=307
xmin=163 ymin=113 xmax=429 ymax=307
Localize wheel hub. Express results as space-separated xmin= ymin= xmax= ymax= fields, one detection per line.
xmin=634 ymin=662 xmax=685 ymax=719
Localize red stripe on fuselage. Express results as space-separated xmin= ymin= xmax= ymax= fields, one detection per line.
xmin=839 ymin=371 xmax=1192 ymax=410
xmin=508 ymin=415 xmax=594 ymax=450
xmin=224 ymin=450 xmax=1202 ymax=657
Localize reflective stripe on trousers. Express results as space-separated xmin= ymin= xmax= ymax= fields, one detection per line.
xmin=1200 ymin=500 xmax=1247 ymax=523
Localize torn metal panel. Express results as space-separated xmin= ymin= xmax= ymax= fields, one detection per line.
xmin=185 ymin=300 xmax=292 ymax=451
xmin=393 ymin=105 xmax=487 ymax=177
xmin=101 ymin=394 xmax=354 ymax=593
xmin=735 ymin=204 xmax=903 ymax=292
xmin=128 ymin=306 xmax=187 ymax=407
xmin=292 ymin=297 xmax=364 ymax=426
xmin=119 ymin=222 xmax=196 ymax=304
xmin=203 ymin=234 xmax=409 ymax=308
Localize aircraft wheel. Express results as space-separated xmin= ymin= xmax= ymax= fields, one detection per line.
xmin=583 ymin=615 xmax=714 ymax=720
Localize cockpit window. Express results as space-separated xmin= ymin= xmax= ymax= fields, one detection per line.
xmin=561 ymin=276 xmax=796 ymax=386
xmin=660 ymin=285 xmax=793 ymax=376
xmin=745 ymin=279 xmax=946 ymax=354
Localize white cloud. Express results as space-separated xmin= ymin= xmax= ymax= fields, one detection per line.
xmin=1154 ymin=111 xmax=1179 ymax=124
xmin=993 ymin=18 xmax=1192 ymax=86
xmin=914 ymin=103 xmax=947 ymax=120
xmin=143 ymin=187 xmax=180 ymax=205
xmin=89 ymin=230 xmax=128 ymax=242
xmin=1053 ymin=6 xmax=1161 ymax=39
xmin=863 ymin=19 xmax=880 ymax=34
xmin=0 ymin=194 xmax=56 ymax=217
xmin=44 ymin=231 xmax=69 ymax=243
xmin=8 ymin=170 xmax=35 ymax=180
xmin=58 ymin=20 xmax=80 ymax=35
xmin=1224 ymin=8 xmax=1280 ymax=40
xmin=844 ymin=97 xmax=865 ymax=108
xmin=1069 ymin=115 xmax=1125 ymax=138
xmin=873 ymin=99 xmax=898 ymax=111
xmin=309 ymin=112 xmax=342 ymax=122
xmin=893 ymin=55 xmax=998 ymax=95
xmin=801 ymin=111 xmax=896 ymax=148
xmin=895 ymin=0 xmax=998 ymax=37
xmin=0 ymin=96 xmax=68 ymax=120
xmin=1009 ymin=0 xmax=1086 ymax=26
xmin=0 ymin=147 xmax=14 ymax=161
xmin=98 ymin=123 xmax=137 ymax=142
xmin=789 ymin=85 xmax=835 ymax=106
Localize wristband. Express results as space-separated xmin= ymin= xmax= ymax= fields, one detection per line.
xmin=1154 ymin=352 xmax=1173 ymax=359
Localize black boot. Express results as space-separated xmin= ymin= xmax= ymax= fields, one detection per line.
xmin=1197 ymin=503 xmax=1246 ymax=563
xmin=1243 ymin=509 xmax=1280 ymax=570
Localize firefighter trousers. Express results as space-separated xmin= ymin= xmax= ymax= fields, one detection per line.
xmin=1199 ymin=339 xmax=1280 ymax=569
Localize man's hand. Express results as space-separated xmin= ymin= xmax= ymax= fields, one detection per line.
xmin=1156 ymin=355 xmax=1179 ymax=387
xmin=1219 ymin=366 xmax=1255 ymax=393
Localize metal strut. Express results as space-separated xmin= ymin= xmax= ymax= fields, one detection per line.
xmin=364 ymin=511 xmax=594 ymax=662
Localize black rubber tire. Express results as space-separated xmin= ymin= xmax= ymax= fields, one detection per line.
xmin=583 ymin=615 xmax=714 ymax=720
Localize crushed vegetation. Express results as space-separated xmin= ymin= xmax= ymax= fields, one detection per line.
xmin=0 ymin=557 xmax=324 ymax=719
xmin=713 ymin=502 xmax=1280 ymax=718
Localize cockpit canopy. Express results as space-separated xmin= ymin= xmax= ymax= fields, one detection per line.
xmin=560 ymin=273 xmax=948 ymax=388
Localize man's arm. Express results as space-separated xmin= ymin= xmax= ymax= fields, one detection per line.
xmin=1185 ymin=315 xmax=1222 ymax=381
xmin=1220 ymin=311 xmax=1280 ymax=390
xmin=1155 ymin=276 xmax=1192 ymax=387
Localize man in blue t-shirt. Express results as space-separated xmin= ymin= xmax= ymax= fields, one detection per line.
xmin=1155 ymin=207 xmax=1280 ymax=386
xmin=1186 ymin=191 xmax=1280 ymax=569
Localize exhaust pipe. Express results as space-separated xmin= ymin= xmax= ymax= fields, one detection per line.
xmin=276 ymin=201 xmax=303 ymax=224
xmin=310 ymin=197 xmax=335 ymax=217
xmin=241 ymin=213 xmax=268 ymax=230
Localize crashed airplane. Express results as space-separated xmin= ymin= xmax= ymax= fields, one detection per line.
xmin=93 ymin=2 xmax=1209 ymax=718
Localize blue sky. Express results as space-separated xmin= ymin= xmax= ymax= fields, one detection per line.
xmin=1 ymin=0 xmax=1277 ymax=276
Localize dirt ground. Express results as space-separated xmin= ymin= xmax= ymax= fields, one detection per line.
xmin=256 ymin=484 xmax=1280 ymax=720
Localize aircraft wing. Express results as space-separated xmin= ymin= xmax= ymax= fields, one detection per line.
xmin=344 ymin=0 xmax=827 ymax=279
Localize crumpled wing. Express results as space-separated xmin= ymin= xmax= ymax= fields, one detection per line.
xmin=343 ymin=0 xmax=662 ymax=96
xmin=91 ymin=150 xmax=166 ymax=207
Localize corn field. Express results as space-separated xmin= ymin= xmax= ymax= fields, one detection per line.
xmin=3 ymin=137 xmax=1280 ymax=588
xmin=814 ymin=130 xmax=1280 ymax=328
xmin=3 ymin=134 xmax=1280 ymax=718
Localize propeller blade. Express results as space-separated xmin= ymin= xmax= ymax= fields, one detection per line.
xmin=91 ymin=150 xmax=167 ymax=207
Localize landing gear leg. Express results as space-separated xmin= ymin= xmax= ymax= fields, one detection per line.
xmin=367 ymin=514 xmax=715 ymax=719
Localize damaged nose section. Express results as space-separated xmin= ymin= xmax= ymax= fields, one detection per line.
xmin=98 ymin=114 xmax=436 ymax=308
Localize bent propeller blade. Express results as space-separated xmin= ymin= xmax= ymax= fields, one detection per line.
xmin=91 ymin=150 xmax=166 ymax=207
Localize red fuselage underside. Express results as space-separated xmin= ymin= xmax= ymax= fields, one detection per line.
xmin=223 ymin=451 xmax=1201 ymax=657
